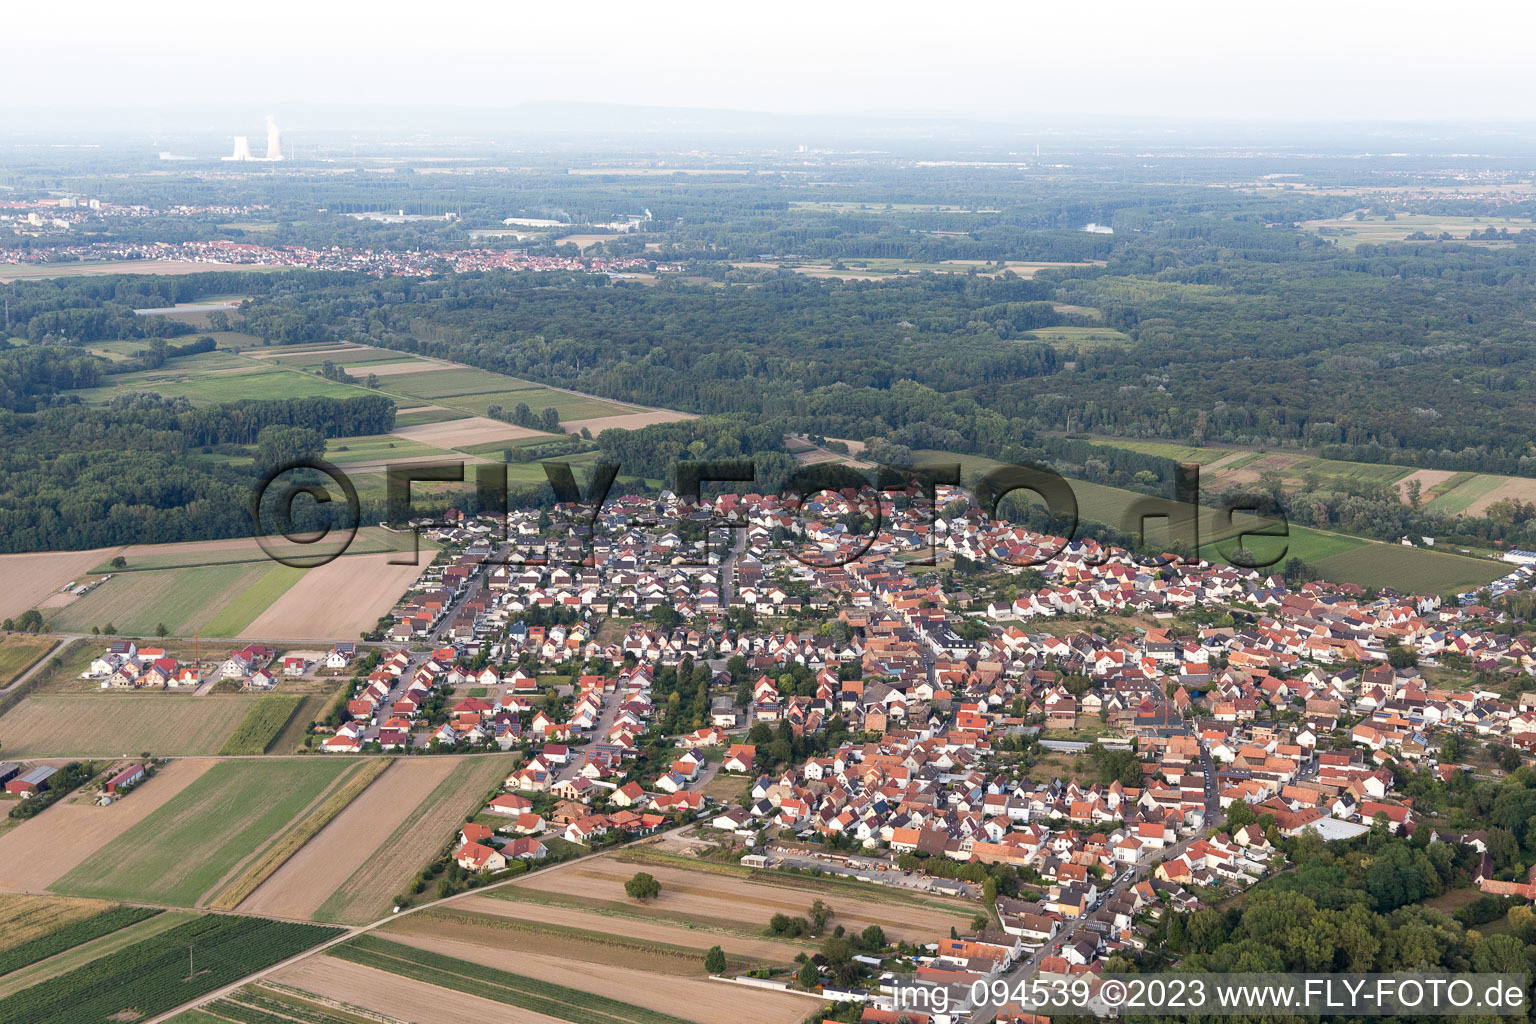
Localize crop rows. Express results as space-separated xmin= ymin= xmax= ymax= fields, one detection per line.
xmin=336 ymin=934 xmax=701 ymax=1024
xmin=0 ymin=906 xmax=162 ymax=976
xmin=218 ymin=696 xmax=305 ymax=755
xmin=0 ymin=914 xmax=343 ymax=1024
xmin=209 ymin=758 xmax=391 ymax=911
xmin=203 ymin=988 xmax=375 ymax=1024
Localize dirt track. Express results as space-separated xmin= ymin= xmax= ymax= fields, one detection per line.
xmin=0 ymin=759 xmax=213 ymax=892
xmin=238 ymin=759 xmax=458 ymax=919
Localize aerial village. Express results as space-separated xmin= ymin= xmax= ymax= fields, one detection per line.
xmin=55 ymin=480 xmax=1536 ymax=1021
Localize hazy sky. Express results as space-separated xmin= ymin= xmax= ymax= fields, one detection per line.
xmin=17 ymin=0 xmax=1536 ymax=122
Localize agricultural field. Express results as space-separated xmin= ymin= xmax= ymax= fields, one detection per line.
xmin=53 ymin=758 xmax=358 ymax=906
xmin=43 ymin=561 xmax=304 ymax=637
xmin=1301 ymin=211 xmax=1534 ymax=248
xmin=908 ymin=447 xmax=1504 ymax=592
xmin=0 ymin=760 xmax=213 ymax=891
xmin=0 ymin=913 xmax=342 ymax=1024
xmin=410 ymin=895 xmax=799 ymax=974
xmin=236 ymin=550 xmax=434 ymax=640
xmin=497 ymin=851 xmax=974 ymax=945
xmin=0 ymin=905 xmax=161 ymax=976
xmin=0 ymin=895 xmax=118 ymax=954
xmin=73 ymin=362 xmax=364 ymax=406
xmin=28 ymin=530 xmax=433 ymax=642
xmin=1310 ymin=543 xmax=1507 ymax=594
xmin=1022 ymin=324 xmax=1131 ymax=347
xmin=238 ymin=757 xmax=458 ymax=919
xmin=0 ymin=635 xmax=58 ymax=687
xmin=0 ymin=547 xmax=118 ymax=621
xmin=314 ymin=932 xmax=815 ymax=1024
xmin=310 ymin=755 xmax=515 ymax=924
xmin=209 ymin=758 xmax=391 ymax=912
xmin=0 ymin=911 xmax=199 ymax=1000
xmin=0 ymin=695 xmax=265 ymax=757
xmin=218 ymin=696 xmax=306 ymax=755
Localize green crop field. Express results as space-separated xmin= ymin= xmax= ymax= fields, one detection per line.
xmin=377 ymin=367 xmax=543 ymax=398
xmin=1086 ymin=440 xmax=1229 ymax=464
xmin=218 ymin=695 xmax=305 ymax=755
xmin=392 ymin=407 xmax=468 ymax=427
xmin=1428 ymin=473 xmax=1507 ymax=514
xmin=54 ymin=759 xmax=358 ymax=906
xmin=74 ymin=364 xmax=365 ymax=406
xmin=0 ymin=694 xmax=264 ymax=756
xmin=324 ymin=434 xmax=449 ymax=463
xmin=44 ymin=562 xmax=302 ymax=637
xmin=1312 ymin=543 xmax=1505 ymax=594
xmin=0 ymin=906 xmax=162 ymax=977
xmin=0 ymin=914 xmax=341 ymax=1024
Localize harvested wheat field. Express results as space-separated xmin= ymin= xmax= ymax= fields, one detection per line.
xmin=435 ymin=894 xmax=805 ymax=964
xmin=0 ymin=547 xmax=118 ymax=620
xmin=0 ymin=759 xmax=213 ymax=892
xmin=239 ymin=758 xmax=458 ymax=919
xmin=1462 ymin=475 xmax=1536 ymax=517
xmin=390 ymin=416 xmax=546 ymax=449
xmin=562 ymin=409 xmax=696 ymax=435
xmin=1395 ymin=468 xmax=1457 ymax=505
xmin=509 ymin=856 xmax=973 ymax=943
xmin=239 ymin=552 xmax=431 ymax=641
xmin=0 ymin=894 xmax=117 ymax=951
xmin=380 ymin=931 xmax=815 ymax=1024
xmin=277 ymin=956 xmax=570 ymax=1024
xmin=314 ymin=754 xmax=516 ymax=924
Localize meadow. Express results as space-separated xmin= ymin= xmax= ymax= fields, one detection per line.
xmin=53 ymin=759 xmax=358 ymax=906
xmin=0 ymin=635 xmax=58 ymax=687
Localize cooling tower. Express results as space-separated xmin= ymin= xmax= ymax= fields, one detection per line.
xmin=225 ymin=136 xmax=253 ymax=161
xmin=266 ymin=116 xmax=283 ymax=161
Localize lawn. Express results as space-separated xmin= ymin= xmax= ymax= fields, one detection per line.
xmin=0 ymin=694 xmax=264 ymax=756
xmin=0 ymin=635 xmax=58 ymax=687
xmin=45 ymin=562 xmax=303 ymax=637
xmin=53 ymin=759 xmax=358 ymax=906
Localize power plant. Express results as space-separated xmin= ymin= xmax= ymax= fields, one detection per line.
xmin=223 ymin=116 xmax=283 ymax=162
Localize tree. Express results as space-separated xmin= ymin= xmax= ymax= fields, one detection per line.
xmin=704 ymin=945 xmax=726 ymax=975
xmin=625 ymin=871 xmax=661 ymax=900
xmin=809 ymin=899 xmax=833 ymax=934
xmin=859 ymin=924 xmax=886 ymax=951
xmin=796 ymin=959 xmax=819 ymax=990
xmin=155 ymin=622 xmax=169 ymax=638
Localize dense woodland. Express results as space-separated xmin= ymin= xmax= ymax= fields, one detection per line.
xmin=6 ymin=151 xmax=1536 ymax=552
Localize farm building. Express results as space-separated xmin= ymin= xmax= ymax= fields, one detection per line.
xmin=105 ymin=763 xmax=146 ymax=795
xmin=0 ymin=762 xmax=19 ymax=787
xmin=6 ymin=765 xmax=57 ymax=797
